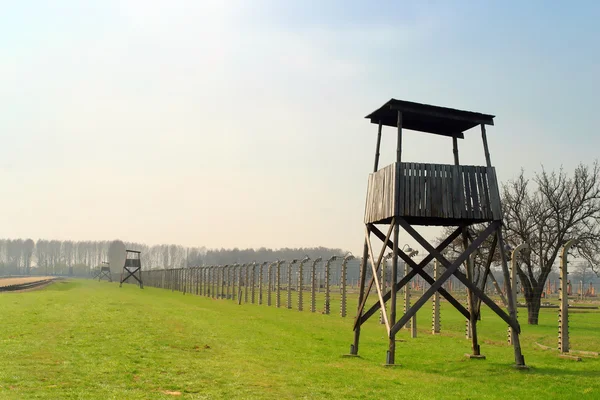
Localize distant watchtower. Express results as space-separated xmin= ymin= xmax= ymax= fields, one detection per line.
xmin=350 ymin=99 xmax=525 ymax=367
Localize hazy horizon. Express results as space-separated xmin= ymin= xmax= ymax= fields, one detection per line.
xmin=2 ymin=1 xmax=599 ymax=256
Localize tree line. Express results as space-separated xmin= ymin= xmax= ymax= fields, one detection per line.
xmin=0 ymin=239 xmax=347 ymax=277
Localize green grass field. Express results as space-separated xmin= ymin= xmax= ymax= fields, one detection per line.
xmin=0 ymin=280 xmax=599 ymax=399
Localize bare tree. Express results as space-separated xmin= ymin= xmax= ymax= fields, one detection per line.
xmin=502 ymin=162 xmax=600 ymax=324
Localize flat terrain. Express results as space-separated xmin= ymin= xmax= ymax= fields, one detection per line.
xmin=0 ymin=279 xmax=598 ymax=399
xmin=0 ymin=276 xmax=55 ymax=288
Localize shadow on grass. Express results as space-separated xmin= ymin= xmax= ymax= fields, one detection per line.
xmin=483 ymin=362 xmax=600 ymax=377
xmin=527 ymin=367 xmax=600 ymax=377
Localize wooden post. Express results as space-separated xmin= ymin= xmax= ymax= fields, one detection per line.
xmin=387 ymin=110 xmax=402 ymax=366
xmin=481 ymin=124 xmax=492 ymax=168
xmin=464 ymin=243 xmax=481 ymax=356
xmin=497 ymin=229 xmax=526 ymax=366
xmin=374 ymin=121 xmax=383 ymax=172
xmin=508 ymin=244 xmax=528 ymax=344
xmin=559 ymin=239 xmax=578 ymax=353
xmin=352 ymin=121 xmax=384 ymax=356
xmin=432 ymin=260 xmax=441 ymax=334
xmin=452 ymin=136 xmax=460 ymax=165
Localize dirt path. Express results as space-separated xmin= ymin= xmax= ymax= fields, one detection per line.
xmin=0 ymin=276 xmax=55 ymax=287
xmin=0 ymin=276 xmax=57 ymax=292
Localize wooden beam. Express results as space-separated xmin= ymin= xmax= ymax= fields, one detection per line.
xmin=389 ymin=220 xmax=498 ymax=335
xmin=374 ymin=121 xmax=383 ymax=172
xmin=481 ymin=124 xmax=492 ymax=167
xmin=395 ymin=247 xmax=470 ymax=320
xmin=369 ymin=225 xmax=468 ymax=315
xmin=357 ymin=226 xmax=469 ymax=326
xmin=388 ymin=104 xmax=494 ymax=126
xmin=371 ymin=225 xmax=467 ymax=310
xmin=397 ymin=219 xmax=519 ymax=332
xmin=452 ymin=136 xmax=460 ymax=165
xmin=365 ymin=227 xmax=391 ymax=333
xmin=354 ymin=221 xmax=395 ymax=325
xmin=390 ymin=250 xmax=466 ymax=335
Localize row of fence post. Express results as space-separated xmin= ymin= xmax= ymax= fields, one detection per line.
xmin=141 ymin=256 xmax=358 ymax=317
xmin=131 ymin=256 xmax=509 ymax=337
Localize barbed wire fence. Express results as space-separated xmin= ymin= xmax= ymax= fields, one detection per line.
xmin=119 ymin=256 xmax=597 ymax=325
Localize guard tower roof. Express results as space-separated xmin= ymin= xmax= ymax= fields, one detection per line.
xmin=365 ymin=99 xmax=495 ymax=139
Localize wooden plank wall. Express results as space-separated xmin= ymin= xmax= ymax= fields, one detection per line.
xmin=364 ymin=163 xmax=398 ymax=223
xmin=364 ymin=162 xmax=502 ymax=223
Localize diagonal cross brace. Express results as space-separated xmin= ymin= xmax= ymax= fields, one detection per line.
xmin=389 ymin=220 xmax=499 ymax=335
xmin=353 ymin=221 xmax=395 ymax=327
xmin=397 ymin=219 xmax=519 ymax=333
xmin=365 ymin=226 xmax=391 ymax=333
xmin=356 ymin=226 xmax=468 ymax=328
xmin=121 ymin=267 xmax=142 ymax=286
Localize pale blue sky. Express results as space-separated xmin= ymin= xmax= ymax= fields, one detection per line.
xmin=1 ymin=1 xmax=599 ymax=254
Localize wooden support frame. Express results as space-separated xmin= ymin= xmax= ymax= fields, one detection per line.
xmin=119 ymin=265 xmax=143 ymax=288
xmin=396 ymin=219 xmax=518 ymax=331
xmin=355 ymin=225 xmax=468 ymax=328
xmin=98 ymin=266 xmax=112 ymax=282
xmin=352 ymin=217 xmax=525 ymax=366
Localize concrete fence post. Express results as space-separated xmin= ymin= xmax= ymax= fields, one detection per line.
xmin=267 ymin=262 xmax=275 ymax=306
xmin=287 ymin=260 xmax=298 ymax=309
xmin=276 ymin=260 xmax=284 ymax=308
xmin=340 ymin=254 xmax=354 ymax=317
xmin=310 ymin=258 xmax=322 ymax=312
xmin=508 ymin=244 xmax=528 ymax=344
xmin=432 ymin=260 xmax=441 ymax=334
xmin=559 ymin=239 xmax=578 ymax=353
xmin=324 ymin=256 xmax=334 ymax=314
xmin=298 ymin=256 xmax=310 ymax=312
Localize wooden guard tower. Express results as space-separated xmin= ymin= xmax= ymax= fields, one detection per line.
xmin=350 ymin=99 xmax=525 ymax=367
xmin=98 ymin=261 xmax=112 ymax=282
xmin=119 ymin=250 xmax=143 ymax=289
